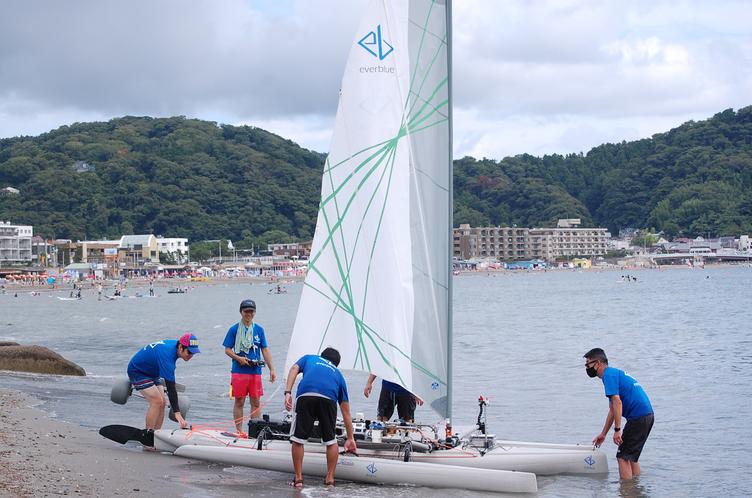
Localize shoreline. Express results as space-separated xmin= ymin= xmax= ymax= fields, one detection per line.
xmin=0 ymin=388 xmax=256 ymax=498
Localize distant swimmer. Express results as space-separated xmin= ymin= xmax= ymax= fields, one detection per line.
xmin=584 ymin=348 xmax=654 ymax=481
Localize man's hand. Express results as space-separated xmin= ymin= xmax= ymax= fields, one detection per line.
xmin=363 ymin=384 xmax=372 ymax=398
xmin=269 ymin=369 xmax=276 ymax=383
xmin=284 ymin=392 xmax=293 ymax=411
xmin=344 ymin=437 xmax=357 ymax=454
xmin=613 ymin=431 xmax=623 ymax=446
xmin=415 ymin=394 xmax=424 ymax=406
xmin=592 ymin=433 xmax=606 ymax=448
xmin=175 ymin=412 xmax=189 ymax=429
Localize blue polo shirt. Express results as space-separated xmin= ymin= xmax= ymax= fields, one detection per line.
xmin=294 ymin=355 xmax=349 ymax=403
xmin=127 ymin=339 xmax=179 ymax=382
xmin=602 ymin=366 xmax=653 ymax=420
xmin=223 ymin=322 xmax=268 ymax=375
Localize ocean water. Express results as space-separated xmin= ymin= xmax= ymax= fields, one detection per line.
xmin=1 ymin=267 xmax=750 ymax=497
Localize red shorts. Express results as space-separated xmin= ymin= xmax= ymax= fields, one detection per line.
xmin=230 ymin=373 xmax=263 ymax=399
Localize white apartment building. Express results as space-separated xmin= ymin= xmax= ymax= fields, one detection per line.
xmin=0 ymin=221 xmax=33 ymax=263
xmin=453 ymin=220 xmax=610 ymax=262
xmin=156 ymin=237 xmax=189 ymax=263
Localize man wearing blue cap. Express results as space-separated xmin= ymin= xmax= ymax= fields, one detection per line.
xmin=127 ymin=333 xmax=200 ymax=432
xmin=223 ymin=299 xmax=276 ymax=434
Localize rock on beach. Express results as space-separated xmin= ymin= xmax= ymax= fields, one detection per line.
xmin=0 ymin=344 xmax=85 ymax=376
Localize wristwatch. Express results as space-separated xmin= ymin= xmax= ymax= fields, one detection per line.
xmin=284 ymin=390 xmax=292 ymax=395
xmin=614 ymin=427 xmax=621 ymax=432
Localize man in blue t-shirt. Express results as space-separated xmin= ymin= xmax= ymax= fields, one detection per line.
xmin=223 ymin=299 xmax=276 ymax=434
xmin=283 ymin=348 xmax=357 ymax=489
xmin=127 ymin=333 xmax=200 ymax=434
xmin=363 ymin=374 xmax=424 ymax=422
xmin=584 ymin=348 xmax=654 ymax=480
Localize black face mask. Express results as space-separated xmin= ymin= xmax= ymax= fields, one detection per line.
xmin=586 ymin=366 xmax=598 ymax=377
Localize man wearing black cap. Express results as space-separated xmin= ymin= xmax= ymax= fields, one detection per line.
xmin=223 ymin=299 xmax=276 ymax=434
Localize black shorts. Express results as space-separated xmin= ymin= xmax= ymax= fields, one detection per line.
xmin=377 ymin=389 xmax=417 ymax=421
xmin=290 ymin=395 xmax=338 ymax=446
xmin=617 ymin=413 xmax=654 ymax=462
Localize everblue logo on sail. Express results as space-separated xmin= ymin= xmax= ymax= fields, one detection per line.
xmin=358 ymin=24 xmax=393 ymax=60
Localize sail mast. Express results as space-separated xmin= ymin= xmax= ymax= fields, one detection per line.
xmin=445 ymin=0 xmax=454 ymax=422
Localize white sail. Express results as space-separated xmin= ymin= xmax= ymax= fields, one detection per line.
xmin=286 ymin=0 xmax=451 ymax=417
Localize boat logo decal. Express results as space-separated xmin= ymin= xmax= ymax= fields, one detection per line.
xmin=358 ymin=25 xmax=393 ymax=60
xmin=431 ymin=381 xmax=439 ymax=390
xmin=367 ymin=462 xmax=378 ymax=474
xmin=584 ymin=455 xmax=595 ymax=467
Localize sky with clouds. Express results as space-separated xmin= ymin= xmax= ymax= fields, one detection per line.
xmin=0 ymin=0 xmax=749 ymax=159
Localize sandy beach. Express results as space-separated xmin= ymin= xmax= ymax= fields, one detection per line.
xmin=0 ymin=389 xmax=298 ymax=498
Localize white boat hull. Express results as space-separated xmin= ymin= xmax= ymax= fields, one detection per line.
xmin=174 ymin=444 xmax=538 ymax=494
xmin=154 ymin=429 xmax=607 ymax=475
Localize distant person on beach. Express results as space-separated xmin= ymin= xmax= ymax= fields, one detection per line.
xmin=127 ymin=333 xmax=200 ymax=433
xmin=363 ymin=374 xmax=424 ymax=423
xmin=284 ymin=347 xmax=357 ymax=489
xmin=97 ymin=283 xmax=103 ymax=301
xmin=584 ymin=348 xmax=654 ymax=480
xmin=223 ymin=299 xmax=276 ymax=434
xmin=149 ymin=279 xmax=155 ymax=296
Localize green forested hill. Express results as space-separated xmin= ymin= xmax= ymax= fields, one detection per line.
xmin=0 ymin=116 xmax=325 ymax=247
xmin=455 ymin=106 xmax=752 ymax=236
xmin=1 ymin=108 xmax=751 ymax=246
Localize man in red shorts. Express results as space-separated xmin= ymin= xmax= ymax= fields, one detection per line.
xmin=223 ymin=299 xmax=276 ymax=434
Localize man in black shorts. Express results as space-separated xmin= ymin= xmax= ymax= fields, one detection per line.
xmin=363 ymin=374 xmax=424 ymax=422
xmin=585 ymin=348 xmax=655 ymax=480
xmin=284 ymin=348 xmax=357 ymax=489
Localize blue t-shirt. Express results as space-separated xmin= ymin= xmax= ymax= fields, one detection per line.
xmin=128 ymin=339 xmax=179 ymax=382
xmin=223 ymin=322 xmax=268 ymax=375
xmin=382 ymin=379 xmax=411 ymax=396
xmin=294 ymin=355 xmax=349 ymax=403
xmin=602 ymin=366 xmax=653 ymax=420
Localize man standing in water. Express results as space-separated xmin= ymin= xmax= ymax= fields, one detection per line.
xmin=284 ymin=347 xmax=357 ymax=489
xmin=223 ymin=299 xmax=276 ymax=434
xmin=585 ymin=348 xmax=654 ymax=480
xmin=127 ymin=333 xmax=200 ymax=434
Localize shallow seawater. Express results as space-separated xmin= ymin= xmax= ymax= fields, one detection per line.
xmin=1 ymin=267 xmax=750 ymax=497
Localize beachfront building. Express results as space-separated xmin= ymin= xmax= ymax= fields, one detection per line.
xmin=453 ymin=219 xmax=609 ymax=262
xmin=528 ymin=220 xmax=609 ymax=260
xmin=454 ymin=224 xmax=529 ymax=260
xmin=0 ymin=221 xmax=33 ymax=263
xmin=119 ymin=234 xmax=159 ymax=265
xmin=78 ymin=240 xmax=121 ymax=263
xmin=267 ymin=242 xmax=311 ymax=259
xmin=156 ymin=236 xmax=189 ymax=263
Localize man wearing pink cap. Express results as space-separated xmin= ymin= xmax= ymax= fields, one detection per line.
xmin=127 ymin=333 xmax=200 ymax=433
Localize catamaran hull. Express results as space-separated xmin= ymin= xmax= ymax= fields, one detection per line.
xmin=154 ymin=429 xmax=607 ymax=475
xmin=173 ymin=444 xmax=538 ymax=494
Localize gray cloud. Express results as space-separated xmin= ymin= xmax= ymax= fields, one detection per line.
xmin=0 ymin=0 xmax=749 ymax=159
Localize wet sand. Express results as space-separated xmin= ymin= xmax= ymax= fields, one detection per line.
xmin=0 ymin=389 xmax=297 ymax=498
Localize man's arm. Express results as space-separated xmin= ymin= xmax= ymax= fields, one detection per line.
xmin=284 ymin=364 xmax=301 ymax=411
xmin=592 ymin=399 xmax=615 ymax=447
xmin=363 ymin=373 xmax=377 ymax=398
xmin=339 ymin=401 xmax=357 ymax=453
xmin=610 ymin=395 xmax=624 ymax=445
xmin=224 ymin=346 xmax=250 ymax=366
xmin=164 ymin=380 xmax=188 ymax=429
xmin=261 ymin=347 xmax=276 ymax=382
